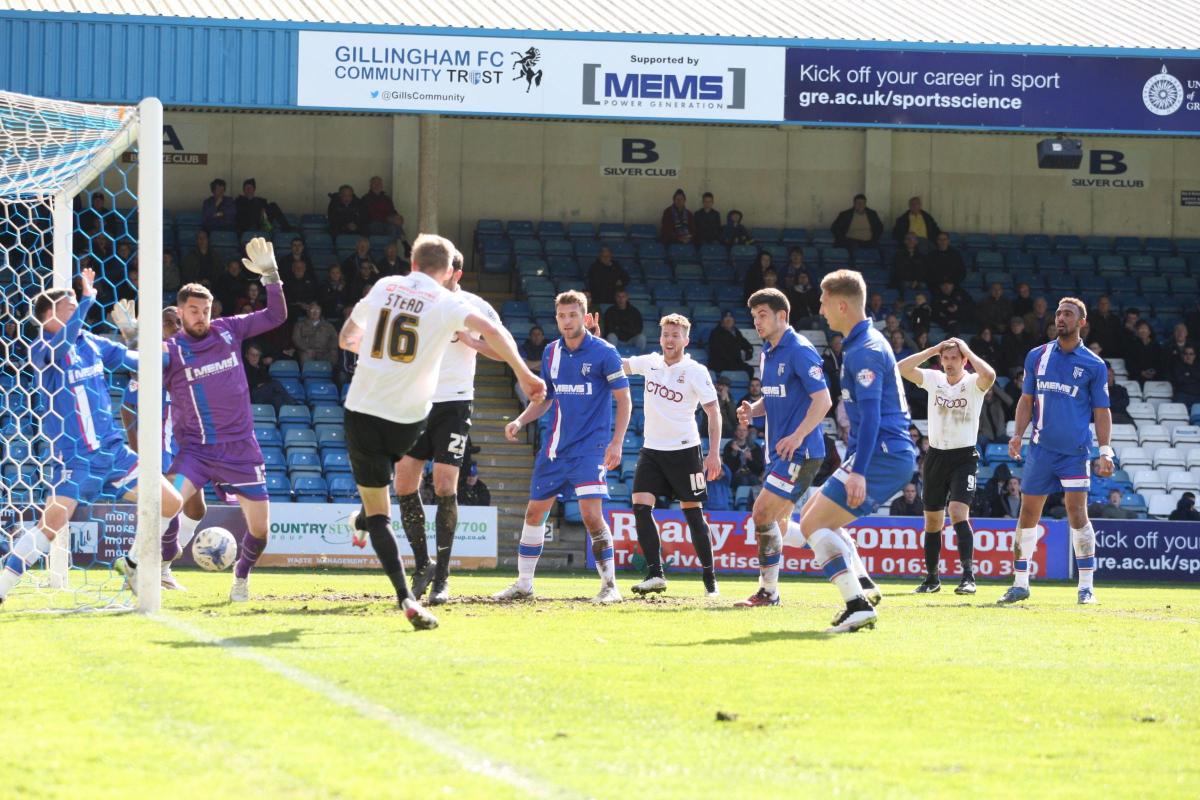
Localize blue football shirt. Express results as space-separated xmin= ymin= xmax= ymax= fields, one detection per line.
xmin=758 ymin=328 xmax=827 ymax=459
xmin=1022 ymin=340 xmax=1109 ymax=456
xmin=541 ymin=332 xmax=629 ymax=460
xmin=840 ymin=319 xmax=915 ymax=471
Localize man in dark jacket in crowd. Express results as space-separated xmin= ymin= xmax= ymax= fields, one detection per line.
xmin=707 ymin=311 xmax=754 ymax=378
xmin=925 ymin=232 xmax=966 ymax=291
xmin=1000 ymin=317 xmax=1037 ymax=380
xmin=830 ymin=193 xmax=883 ymax=249
xmin=892 ymin=196 xmax=941 ymax=249
xmin=459 ymin=464 xmax=492 ymax=507
xmin=586 ymin=245 xmax=630 ymax=305
xmin=1087 ymin=296 xmax=1122 ymax=356
xmin=1105 ymin=364 xmax=1134 ymax=424
xmin=327 ymin=184 xmax=365 ymax=237
xmin=660 ymin=188 xmax=695 ymax=245
xmin=977 ymin=282 xmax=1013 ymax=334
xmin=889 ymin=483 xmax=924 ymax=516
xmin=602 ymin=289 xmax=646 ymax=351
xmin=1172 ymin=345 xmax=1200 ymax=406
xmin=694 ymin=192 xmax=722 ymax=245
xmin=891 ymin=232 xmax=926 ymax=292
xmin=1170 ymin=492 xmax=1200 ymax=521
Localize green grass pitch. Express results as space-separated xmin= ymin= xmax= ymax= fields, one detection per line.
xmin=2 ymin=570 xmax=1197 ymax=799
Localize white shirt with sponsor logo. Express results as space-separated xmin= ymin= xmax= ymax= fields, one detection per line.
xmin=627 ymin=352 xmax=717 ymax=451
xmin=345 ymin=271 xmax=472 ymax=424
xmin=917 ymin=368 xmax=985 ymax=450
xmin=432 ymin=289 xmax=498 ymax=403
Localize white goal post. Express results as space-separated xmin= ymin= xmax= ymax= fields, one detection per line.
xmin=0 ymin=91 xmax=164 ymax=612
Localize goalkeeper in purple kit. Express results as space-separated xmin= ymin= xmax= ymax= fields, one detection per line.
xmin=118 ymin=238 xmax=287 ymax=602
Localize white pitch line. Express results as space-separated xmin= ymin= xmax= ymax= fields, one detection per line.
xmin=154 ymin=614 xmax=580 ymax=800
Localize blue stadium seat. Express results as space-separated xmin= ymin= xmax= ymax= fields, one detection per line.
xmin=734 ymin=485 xmax=755 ymax=510
xmin=301 ymin=360 xmax=333 ymax=380
xmin=251 ymin=404 xmax=276 ymax=424
xmin=597 ymin=223 xmax=626 ymax=239
xmin=316 ymin=425 xmax=346 ymax=449
xmin=1054 ymin=234 xmax=1083 ymax=253
xmin=475 ymin=219 xmax=504 ymax=236
xmin=562 ymin=500 xmax=583 ymax=522
xmin=1113 ymin=236 xmax=1141 ymax=253
xmin=1158 ymin=256 xmax=1188 ymax=275
xmin=287 ymin=450 xmax=321 ymax=474
xmin=305 ymin=381 xmax=338 ymax=404
xmin=984 ymin=442 xmax=1014 ymax=464
xmin=975 ymin=251 xmax=1004 ymax=270
xmin=537 ymin=221 xmax=566 ymax=239
xmin=321 ymin=450 xmax=352 ymax=474
xmin=567 ymin=222 xmax=595 ymax=239
xmin=284 ymin=428 xmax=318 ymax=450
xmin=1144 ymin=236 xmax=1172 ymax=254
xmin=781 ymin=227 xmax=809 ymax=245
xmin=312 ymin=405 xmax=345 ymax=425
xmin=628 ymin=223 xmax=657 ymax=240
xmin=278 ymin=404 xmax=311 ymax=426
xmin=269 ymin=359 xmax=300 ymax=379
xmin=543 ymin=238 xmax=573 ymax=257
xmin=329 ymin=474 xmax=358 ymax=499
xmin=261 ymin=447 xmax=286 ymax=470
xmin=292 ymin=475 xmax=328 ymax=502
xmin=253 ymin=425 xmax=282 ymax=447
xmin=1127 ymin=254 xmax=1157 ymax=275
xmin=266 ymin=473 xmax=292 ymax=501
xmin=506 ymin=220 xmax=534 ymax=237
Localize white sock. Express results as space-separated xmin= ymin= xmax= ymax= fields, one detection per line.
xmin=782 ymin=519 xmax=807 ymax=549
xmin=516 ymin=523 xmax=544 ymax=589
xmin=178 ymin=512 xmax=203 ymax=552
xmin=1013 ymin=527 xmax=1039 ymax=590
xmin=810 ymin=528 xmax=862 ymax=602
xmin=0 ymin=529 xmax=52 ymax=599
xmin=756 ymin=523 xmax=782 ymax=593
xmin=836 ymin=527 xmax=870 ymax=581
xmin=1072 ymin=522 xmax=1096 ymax=591
xmin=589 ymin=526 xmax=615 ymax=585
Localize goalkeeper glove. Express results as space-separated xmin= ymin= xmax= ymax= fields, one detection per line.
xmin=241 ymin=237 xmax=281 ymax=285
xmin=108 ymin=299 xmax=138 ymax=341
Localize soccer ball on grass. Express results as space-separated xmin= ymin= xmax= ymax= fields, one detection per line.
xmin=192 ymin=527 xmax=238 ymax=571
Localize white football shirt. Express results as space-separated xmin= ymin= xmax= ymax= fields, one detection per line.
xmin=627 ymin=353 xmax=718 ymax=451
xmin=432 ymin=289 xmax=498 ymax=403
xmin=344 ymin=271 xmax=471 ymax=424
xmin=917 ymin=368 xmax=986 ymax=450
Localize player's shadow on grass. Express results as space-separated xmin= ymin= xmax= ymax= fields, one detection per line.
xmin=661 ymin=629 xmax=833 ymax=646
xmin=158 ymin=627 xmax=307 ymax=650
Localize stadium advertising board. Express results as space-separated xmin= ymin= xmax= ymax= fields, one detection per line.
xmin=1090 ymin=519 xmax=1200 ymax=582
xmin=784 ymin=49 xmax=1200 ymax=134
xmin=297 ymin=31 xmax=785 ymax=122
xmin=69 ymin=503 xmax=498 ymax=569
xmin=598 ymin=510 xmax=1070 ymax=580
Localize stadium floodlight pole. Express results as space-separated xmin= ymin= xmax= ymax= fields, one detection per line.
xmin=134 ymin=97 xmax=164 ymax=613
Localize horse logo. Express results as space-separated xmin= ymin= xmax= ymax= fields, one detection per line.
xmin=512 ymin=47 xmax=544 ymax=93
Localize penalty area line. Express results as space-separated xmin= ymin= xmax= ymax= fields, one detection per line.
xmin=153 ymin=613 xmax=577 ymax=800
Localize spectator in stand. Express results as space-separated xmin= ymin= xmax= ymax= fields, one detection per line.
xmin=970 ymin=326 xmax=1002 ymax=374
xmin=891 ymin=232 xmax=926 ymax=293
xmin=1166 ymin=323 xmax=1194 ymax=369
xmin=866 ymin=292 xmax=887 ymax=323
xmin=343 ymin=236 xmax=374 ymax=276
xmin=722 ymin=209 xmax=753 ymax=246
xmin=602 ymin=289 xmax=646 ymax=351
xmin=377 ymin=241 xmax=409 ymax=276
xmin=201 ymin=178 xmax=235 ymax=231
xmin=714 ymin=376 xmax=738 ymax=437
xmin=722 ymin=422 xmax=765 ymax=489
xmin=888 ymin=330 xmax=912 ymax=361
xmin=785 ymin=247 xmax=812 ymax=284
xmin=459 ymin=464 xmax=491 ymax=507
xmin=319 ymin=264 xmax=353 ymax=321
xmin=162 ymin=250 xmax=181 ymax=293
xmin=1011 ymin=282 xmax=1034 ymax=318
xmin=350 ymin=260 xmax=380 ymax=298
xmin=1172 ymin=345 xmax=1200 ymax=406
xmin=931 ymin=280 xmax=971 ymax=333
xmin=761 ymin=268 xmax=780 ymax=292
xmin=117 ymin=265 xmax=139 ymax=302
xmin=1000 ymin=317 xmax=1036 ymax=380
xmin=1187 ymin=298 xmax=1200 ymax=345
xmin=708 ymin=311 xmax=754 ymax=378
xmin=925 ymin=232 xmax=965 ymax=291
xmin=1169 ymin=492 xmax=1200 ymax=521
xmin=889 ymin=483 xmax=924 ymax=516
xmin=521 ymin=325 xmax=548 ymax=373
xmin=1023 ymin=297 xmax=1053 ymax=343
xmin=283 ymin=258 xmax=319 ymax=315
xmin=660 ymin=188 xmax=695 ymax=245
xmin=977 ymin=282 xmax=1013 ymax=334
xmin=236 ymin=282 xmax=267 ymax=314
xmin=978 ymin=383 xmax=1015 ymax=446
xmin=278 ymin=237 xmax=309 ymax=276
xmin=242 ymin=342 xmax=296 ymax=412
xmin=785 ymin=269 xmax=821 ymax=328
xmin=892 ymin=195 xmax=941 ymax=250
xmin=362 ymin=176 xmax=404 ymax=237
xmin=997 ymin=476 xmax=1023 ymax=518
xmin=694 ymin=192 xmax=722 ymax=245
xmin=742 ymin=250 xmax=775 ymax=300
xmin=1089 ymin=489 xmax=1137 ymax=520
xmin=234 ymin=178 xmax=267 ymax=235
xmin=327 ymin=184 xmax=365 ymax=238
xmin=216 ymin=258 xmax=253 ymax=312
xmin=1127 ymin=320 xmax=1165 ymax=384
xmin=1087 ymin=295 xmax=1122 ymax=356
xmin=1105 ymin=363 xmax=1134 ymax=425
xmin=822 ymin=333 xmax=845 ymax=411
xmin=1117 ymin=308 xmax=1143 ymax=361
xmin=737 ymin=377 xmax=763 ymax=410
xmin=292 ymin=301 xmax=340 ymax=365
xmin=586 ymin=244 xmax=630 ymax=305
xmin=830 ymin=193 xmax=883 ymax=250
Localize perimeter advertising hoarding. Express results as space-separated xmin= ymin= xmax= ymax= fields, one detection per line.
xmin=784 ymin=49 xmax=1200 ymax=133
xmin=55 ymin=503 xmax=497 ymax=569
xmin=298 ymin=31 xmax=785 ymax=122
xmin=1090 ymin=519 xmax=1200 ymax=582
xmin=595 ymin=510 xmax=1070 ymax=580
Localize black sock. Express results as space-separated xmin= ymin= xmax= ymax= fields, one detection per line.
xmin=633 ymin=503 xmax=662 ymax=577
xmin=953 ymin=519 xmax=974 ymax=577
xmin=367 ymin=514 xmax=410 ymax=603
xmin=683 ymin=506 xmax=714 ymax=573
xmin=354 ymin=505 xmax=368 ymax=531
xmin=397 ymin=492 xmax=428 ymax=568
xmin=924 ymin=531 xmax=941 ymax=579
xmin=434 ymin=493 xmax=457 ymax=581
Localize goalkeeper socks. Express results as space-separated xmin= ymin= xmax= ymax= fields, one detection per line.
xmin=756 ymin=523 xmax=782 ymax=593
xmin=1013 ymin=527 xmax=1039 ymax=590
xmin=810 ymin=528 xmax=863 ymax=603
xmin=234 ymin=533 xmax=266 ymax=580
xmin=632 ymin=503 xmax=663 ymax=577
xmin=683 ymin=506 xmax=714 ymax=571
xmin=433 ymin=493 xmax=457 ymax=581
xmin=398 ymin=492 xmax=428 ymax=568
xmin=923 ymin=530 xmax=941 ymax=579
xmin=0 ymin=529 xmax=51 ymax=599
xmin=589 ymin=525 xmax=615 ymax=585
xmin=517 ymin=523 xmax=544 ymax=589
xmin=1072 ymin=522 xmax=1096 ymax=590
xmin=365 ymin=513 xmax=410 ymax=602
xmin=177 ymin=512 xmax=202 ymax=553
xmin=953 ymin=520 xmax=975 ymax=577
xmin=161 ymin=516 xmax=182 ymax=562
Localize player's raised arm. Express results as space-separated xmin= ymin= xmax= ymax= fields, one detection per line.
xmin=233 ymin=237 xmax=288 ymax=338
xmin=36 ymin=268 xmax=96 ymax=360
xmin=464 ymin=311 xmax=545 ymax=403
xmin=897 ymin=343 xmax=941 ymax=385
xmin=951 ymin=337 xmax=996 ymax=392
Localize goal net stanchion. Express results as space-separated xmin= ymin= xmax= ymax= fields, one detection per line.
xmin=0 ymin=91 xmax=163 ymax=613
